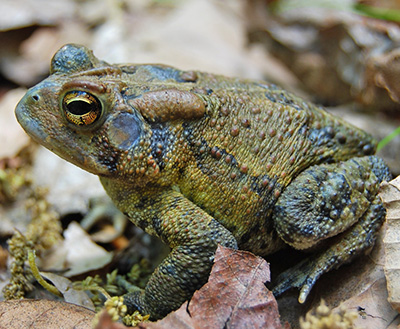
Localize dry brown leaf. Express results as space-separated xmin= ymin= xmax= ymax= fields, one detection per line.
xmin=136 ymin=301 xmax=194 ymax=329
xmin=311 ymin=223 xmax=399 ymax=328
xmin=0 ymin=299 xmax=95 ymax=329
xmin=95 ymin=311 xmax=131 ymax=329
xmin=331 ymin=276 xmax=399 ymax=329
xmin=189 ymin=246 xmax=282 ymax=329
xmin=372 ymin=48 xmax=400 ymax=104
xmin=138 ymin=246 xmax=285 ymax=329
xmin=380 ymin=176 xmax=400 ymax=312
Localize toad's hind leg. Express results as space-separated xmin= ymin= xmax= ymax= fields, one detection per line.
xmin=271 ymin=156 xmax=391 ymax=302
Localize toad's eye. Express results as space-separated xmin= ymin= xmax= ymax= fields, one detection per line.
xmin=63 ymin=91 xmax=102 ymax=126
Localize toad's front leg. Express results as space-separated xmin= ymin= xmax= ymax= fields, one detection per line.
xmin=272 ymin=156 xmax=391 ymax=302
xmin=101 ymin=182 xmax=238 ymax=320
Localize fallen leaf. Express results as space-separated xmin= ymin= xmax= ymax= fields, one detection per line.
xmin=380 ymin=176 xmax=400 ymax=312
xmin=63 ymin=221 xmax=113 ymax=277
xmin=95 ymin=311 xmax=131 ymax=329
xmin=372 ymin=48 xmax=400 ymax=103
xmin=308 ymin=222 xmax=399 ymax=329
xmin=0 ymin=299 xmax=95 ymax=329
xmin=189 ymin=246 xmax=282 ymax=329
xmin=136 ymin=302 xmax=195 ymax=329
xmin=40 ymin=221 xmax=113 ymax=276
xmin=137 ymin=246 xmax=285 ymax=329
xmin=333 ymin=277 xmax=399 ymax=329
xmin=40 ymin=272 xmax=95 ymax=310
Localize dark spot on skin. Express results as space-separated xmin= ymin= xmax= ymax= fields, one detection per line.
xmin=162 ymin=262 xmax=178 ymax=277
xmin=255 ymin=182 xmax=281 ymax=221
xmin=184 ymin=132 xmax=210 ymax=173
xmin=250 ymin=175 xmax=278 ymax=196
xmin=170 ymin=196 xmax=182 ymax=209
xmin=299 ymin=224 xmax=315 ymax=237
xmin=274 ymin=92 xmax=303 ymax=111
xmin=256 ymin=83 xmax=279 ymax=91
xmin=152 ymin=216 xmax=168 ymax=242
xmin=369 ymin=156 xmax=392 ymax=182
xmin=183 ymin=123 xmax=215 ymax=175
xmin=150 ymin=124 xmax=175 ymax=171
xmin=96 ymin=137 xmax=120 ymax=173
xmin=298 ymin=123 xmax=309 ymax=136
xmin=258 ymin=83 xmax=306 ymax=111
xmin=141 ymin=65 xmax=196 ymax=83
xmin=308 ymin=126 xmax=336 ymax=147
xmin=137 ymin=217 xmax=149 ymax=230
xmin=265 ymin=93 xmax=277 ymax=102
xmin=136 ymin=196 xmax=148 ymax=209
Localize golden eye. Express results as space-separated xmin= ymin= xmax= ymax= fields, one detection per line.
xmin=63 ymin=91 xmax=102 ymax=126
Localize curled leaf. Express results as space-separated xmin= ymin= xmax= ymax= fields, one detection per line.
xmin=380 ymin=176 xmax=400 ymax=312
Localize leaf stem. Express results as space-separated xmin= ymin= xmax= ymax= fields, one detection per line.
xmin=28 ymin=250 xmax=62 ymax=297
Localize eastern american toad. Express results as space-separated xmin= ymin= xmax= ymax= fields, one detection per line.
xmin=16 ymin=44 xmax=391 ymax=319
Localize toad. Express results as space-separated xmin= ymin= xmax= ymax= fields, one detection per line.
xmin=15 ymin=44 xmax=391 ymax=319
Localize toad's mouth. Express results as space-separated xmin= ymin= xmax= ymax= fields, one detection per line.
xmin=15 ymin=103 xmax=48 ymax=146
xmin=15 ymin=99 xmax=112 ymax=177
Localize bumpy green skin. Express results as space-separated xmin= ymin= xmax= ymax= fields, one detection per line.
xmin=15 ymin=44 xmax=391 ymax=319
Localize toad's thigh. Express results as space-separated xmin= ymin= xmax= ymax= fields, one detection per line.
xmin=273 ymin=156 xmax=391 ymax=250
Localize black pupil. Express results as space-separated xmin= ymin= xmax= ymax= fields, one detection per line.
xmin=67 ymin=100 xmax=95 ymax=115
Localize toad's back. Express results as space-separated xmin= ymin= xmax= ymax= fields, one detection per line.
xmin=148 ymin=72 xmax=376 ymax=254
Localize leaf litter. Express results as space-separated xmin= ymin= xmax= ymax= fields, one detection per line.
xmin=1 ymin=0 xmax=400 ymax=328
